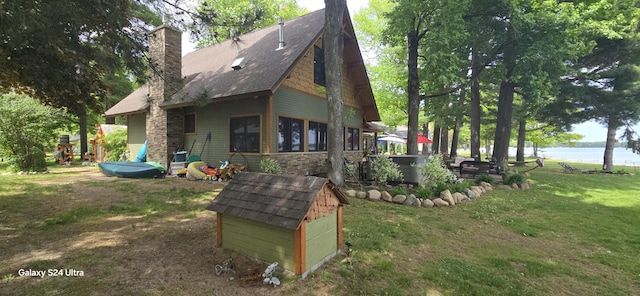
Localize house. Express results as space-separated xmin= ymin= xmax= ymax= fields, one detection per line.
xmin=104 ymin=9 xmax=380 ymax=174
xmin=90 ymin=124 xmax=127 ymax=162
xmin=205 ymin=172 xmax=349 ymax=277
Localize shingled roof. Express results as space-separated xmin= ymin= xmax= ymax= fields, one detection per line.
xmin=206 ymin=172 xmax=348 ymax=230
xmin=105 ymin=9 xmax=380 ymax=121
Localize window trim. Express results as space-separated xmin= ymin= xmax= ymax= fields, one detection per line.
xmin=346 ymin=126 xmax=360 ymax=151
xmin=184 ymin=113 xmax=196 ymax=135
xmin=229 ymin=114 xmax=262 ymax=154
xmin=308 ymin=120 xmax=328 ymax=152
xmin=277 ymin=115 xmax=305 ymax=153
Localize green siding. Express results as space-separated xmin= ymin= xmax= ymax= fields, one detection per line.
xmin=222 ymin=215 xmax=295 ymax=271
xmin=305 ymin=212 xmax=338 ymax=269
xmin=185 ymin=97 xmax=266 ymax=170
xmin=127 ymin=113 xmax=146 ymax=161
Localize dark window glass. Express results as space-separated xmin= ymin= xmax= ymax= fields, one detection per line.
xmin=347 ymin=127 xmax=360 ymax=151
xmin=314 ymin=46 xmax=326 ymax=87
xmin=278 ymin=117 xmax=304 ymax=152
xmin=230 ymin=116 xmax=260 ymax=153
xmin=184 ymin=113 xmax=196 ymax=134
xmin=308 ymin=121 xmax=327 ymax=152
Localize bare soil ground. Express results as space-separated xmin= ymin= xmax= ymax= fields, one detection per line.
xmin=0 ymin=166 xmax=336 ymax=295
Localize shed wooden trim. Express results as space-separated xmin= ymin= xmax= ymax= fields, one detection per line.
xmin=294 ymin=222 xmax=306 ymax=274
xmin=337 ymin=206 xmax=344 ymax=251
xmin=216 ymin=214 xmax=222 ymax=247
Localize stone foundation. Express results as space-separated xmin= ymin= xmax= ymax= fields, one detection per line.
xmin=265 ymin=151 xmax=363 ymax=176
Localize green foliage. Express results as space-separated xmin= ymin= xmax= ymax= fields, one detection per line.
xmin=476 ymin=174 xmax=494 ymax=185
xmin=0 ymin=93 xmax=70 ymax=172
xmin=343 ymin=161 xmax=357 ymax=181
xmin=102 ymin=129 xmax=128 ymax=162
xmin=388 ymin=186 xmax=407 ymax=196
xmin=431 ymin=182 xmax=448 ymax=196
xmin=414 ymin=154 xmax=457 ymax=186
xmin=260 ymin=158 xmax=285 ymax=175
xmin=448 ymin=179 xmax=474 ymax=193
xmin=502 ymin=173 xmax=526 ymax=185
xmin=370 ymin=155 xmax=403 ymax=186
xmin=414 ymin=185 xmax=433 ymax=199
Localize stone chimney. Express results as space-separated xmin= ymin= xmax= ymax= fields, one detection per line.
xmin=146 ymin=25 xmax=183 ymax=169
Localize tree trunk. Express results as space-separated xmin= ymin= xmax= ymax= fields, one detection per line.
xmin=603 ymin=121 xmax=617 ymax=172
xmin=440 ymin=127 xmax=449 ymax=156
xmin=79 ymin=108 xmax=88 ymax=158
xmin=432 ymin=125 xmax=441 ymax=154
xmin=421 ymin=122 xmax=429 ymax=155
xmin=324 ymin=0 xmax=346 ymax=186
xmin=450 ymin=117 xmax=461 ymax=158
xmin=516 ymin=118 xmax=526 ymax=163
xmin=492 ymin=81 xmax=515 ymax=167
xmin=406 ymin=29 xmax=420 ymax=155
xmin=470 ymin=49 xmax=482 ymax=160
xmin=533 ymin=142 xmax=538 ymax=158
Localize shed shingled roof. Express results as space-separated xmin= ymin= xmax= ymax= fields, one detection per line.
xmin=104 ymin=9 xmax=380 ymax=121
xmin=206 ymin=172 xmax=348 ymax=230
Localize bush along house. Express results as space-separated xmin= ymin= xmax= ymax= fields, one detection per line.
xmin=104 ymin=9 xmax=380 ymax=174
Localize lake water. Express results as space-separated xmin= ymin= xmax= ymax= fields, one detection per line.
xmin=509 ymin=147 xmax=640 ymax=167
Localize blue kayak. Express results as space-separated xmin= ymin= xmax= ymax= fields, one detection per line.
xmin=98 ymin=161 xmax=165 ymax=178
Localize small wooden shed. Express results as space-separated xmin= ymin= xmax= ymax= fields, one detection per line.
xmin=205 ymin=172 xmax=349 ymax=278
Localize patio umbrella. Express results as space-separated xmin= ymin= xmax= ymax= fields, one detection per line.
xmin=378 ymin=135 xmax=406 ymax=143
xmin=418 ymin=134 xmax=433 ymax=144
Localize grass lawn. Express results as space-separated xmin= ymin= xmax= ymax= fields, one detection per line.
xmin=0 ymin=160 xmax=639 ymax=295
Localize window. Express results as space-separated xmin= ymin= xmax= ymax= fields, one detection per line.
xmin=347 ymin=127 xmax=360 ymax=151
xmin=184 ymin=113 xmax=196 ymax=134
xmin=230 ymin=116 xmax=260 ymax=153
xmin=314 ymin=45 xmax=326 ymax=86
xmin=278 ymin=117 xmax=304 ymax=152
xmin=308 ymin=121 xmax=327 ymax=152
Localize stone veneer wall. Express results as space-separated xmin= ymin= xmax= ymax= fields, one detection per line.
xmin=146 ymin=26 xmax=183 ymax=169
xmin=265 ymin=151 xmax=363 ymax=176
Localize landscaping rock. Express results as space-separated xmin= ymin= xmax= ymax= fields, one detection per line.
xmin=470 ymin=186 xmax=483 ymax=197
xmin=453 ymin=192 xmax=465 ymax=204
xmin=367 ymin=189 xmax=382 ymax=201
xmin=422 ymin=199 xmax=435 ymax=207
xmin=480 ymin=182 xmax=493 ymax=191
xmin=393 ymin=195 xmax=407 ymax=204
xmin=412 ymin=198 xmax=422 ymax=207
xmin=356 ymin=191 xmax=367 ymax=199
xmin=520 ymin=182 xmax=531 ymax=190
xmin=511 ymin=183 xmax=519 ymax=189
xmin=465 ymin=188 xmax=477 ymax=199
xmin=381 ymin=191 xmax=393 ymax=202
xmin=432 ymin=198 xmax=449 ymax=207
xmin=440 ymin=190 xmax=455 ymax=205
xmin=345 ymin=189 xmax=357 ymax=197
xmin=403 ymin=194 xmax=417 ymax=206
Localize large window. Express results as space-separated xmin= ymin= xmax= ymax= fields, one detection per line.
xmin=347 ymin=127 xmax=360 ymax=151
xmin=308 ymin=121 xmax=328 ymax=152
xmin=314 ymin=45 xmax=326 ymax=86
xmin=184 ymin=113 xmax=196 ymax=134
xmin=230 ymin=116 xmax=260 ymax=153
xmin=278 ymin=117 xmax=304 ymax=152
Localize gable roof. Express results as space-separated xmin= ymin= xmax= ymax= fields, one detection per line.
xmin=205 ymin=172 xmax=348 ymax=230
xmin=105 ymin=9 xmax=380 ymax=121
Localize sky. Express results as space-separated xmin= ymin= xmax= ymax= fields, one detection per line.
xmin=180 ymin=0 xmax=639 ymax=143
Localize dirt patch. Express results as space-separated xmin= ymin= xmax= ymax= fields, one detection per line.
xmin=0 ymin=166 xmax=328 ymax=295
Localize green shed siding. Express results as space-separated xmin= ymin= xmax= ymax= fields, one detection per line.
xmin=222 ymin=215 xmax=295 ymax=271
xmin=305 ymin=212 xmax=338 ymax=269
xmin=127 ymin=113 xmax=147 ymax=161
xmin=184 ymin=97 xmax=266 ymax=170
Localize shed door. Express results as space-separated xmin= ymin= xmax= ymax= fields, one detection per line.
xmin=305 ymin=212 xmax=338 ymax=269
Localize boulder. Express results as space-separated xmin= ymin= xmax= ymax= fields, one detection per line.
xmin=440 ymin=190 xmax=455 ymax=206
xmin=381 ymin=191 xmax=393 ymax=202
xmin=480 ymin=182 xmax=493 ymax=191
xmin=422 ymin=199 xmax=435 ymax=207
xmin=412 ymin=198 xmax=422 ymax=207
xmin=520 ymin=182 xmax=531 ymax=190
xmin=403 ymin=194 xmax=417 ymax=206
xmin=470 ymin=186 xmax=483 ymax=197
xmin=452 ymin=192 xmax=465 ymax=204
xmin=367 ymin=189 xmax=382 ymax=201
xmin=393 ymin=195 xmax=407 ymax=204
xmin=511 ymin=183 xmax=519 ymax=190
xmin=432 ymin=198 xmax=449 ymax=207
xmin=356 ymin=191 xmax=367 ymax=199
xmin=465 ymin=188 xmax=477 ymax=199
xmin=345 ymin=189 xmax=357 ymax=197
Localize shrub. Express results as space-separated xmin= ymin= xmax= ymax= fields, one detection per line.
xmin=503 ymin=173 xmax=526 ymax=185
xmin=431 ymin=182 xmax=449 ymax=196
xmin=370 ymin=155 xmax=403 ymax=186
xmin=414 ymin=185 xmax=433 ymax=199
xmin=414 ymin=154 xmax=457 ymax=186
xmin=389 ymin=186 xmax=408 ymax=196
xmin=343 ymin=161 xmax=357 ymax=181
xmin=260 ymin=158 xmax=285 ymax=175
xmin=102 ymin=129 xmax=128 ymax=161
xmin=475 ymin=174 xmax=494 ymax=185
xmin=449 ymin=179 xmax=474 ymax=193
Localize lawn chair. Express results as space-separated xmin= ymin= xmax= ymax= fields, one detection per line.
xmin=558 ymin=162 xmax=584 ymax=173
